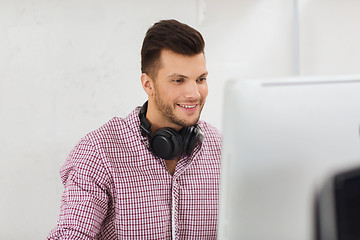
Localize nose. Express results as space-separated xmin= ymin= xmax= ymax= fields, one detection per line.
xmin=184 ymin=81 xmax=201 ymax=100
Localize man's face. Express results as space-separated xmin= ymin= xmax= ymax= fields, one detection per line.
xmin=150 ymin=49 xmax=208 ymax=130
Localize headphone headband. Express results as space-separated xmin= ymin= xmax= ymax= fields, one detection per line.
xmin=139 ymin=101 xmax=151 ymax=137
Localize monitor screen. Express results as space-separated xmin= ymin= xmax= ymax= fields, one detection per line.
xmin=218 ymin=76 xmax=360 ymax=240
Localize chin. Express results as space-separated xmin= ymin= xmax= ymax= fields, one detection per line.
xmin=172 ymin=109 xmax=202 ymax=127
xmin=182 ymin=117 xmax=200 ymax=127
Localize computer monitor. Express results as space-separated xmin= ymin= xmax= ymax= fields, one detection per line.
xmin=218 ymin=76 xmax=360 ymax=240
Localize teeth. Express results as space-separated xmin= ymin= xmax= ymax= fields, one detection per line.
xmin=179 ymin=104 xmax=196 ymax=109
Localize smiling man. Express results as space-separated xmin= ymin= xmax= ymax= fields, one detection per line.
xmin=48 ymin=19 xmax=222 ymax=240
xmin=143 ymin=49 xmax=208 ymax=131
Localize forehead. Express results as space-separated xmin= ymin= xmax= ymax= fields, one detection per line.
xmin=157 ymin=49 xmax=206 ymax=78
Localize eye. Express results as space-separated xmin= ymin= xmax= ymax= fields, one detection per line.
xmin=197 ymin=77 xmax=207 ymax=83
xmin=173 ymin=78 xmax=185 ymax=83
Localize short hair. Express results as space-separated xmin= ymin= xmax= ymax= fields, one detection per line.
xmin=141 ymin=19 xmax=205 ymax=79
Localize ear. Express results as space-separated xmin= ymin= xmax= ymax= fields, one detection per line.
xmin=141 ymin=73 xmax=154 ymax=96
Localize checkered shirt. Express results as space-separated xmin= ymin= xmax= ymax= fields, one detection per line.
xmin=47 ymin=106 xmax=222 ymax=240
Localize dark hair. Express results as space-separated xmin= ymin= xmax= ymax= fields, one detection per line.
xmin=141 ymin=19 xmax=205 ymax=78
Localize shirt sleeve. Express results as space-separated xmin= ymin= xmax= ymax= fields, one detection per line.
xmin=47 ymin=139 xmax=111 ymax=240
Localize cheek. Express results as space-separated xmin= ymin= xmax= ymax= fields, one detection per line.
xmin=200 ymin=84 xmax=208 ymax=98
xmin=156 ymin=86 xmax=176 ymax=101
xmin=155 ymin=84 xmax=168 ymax=96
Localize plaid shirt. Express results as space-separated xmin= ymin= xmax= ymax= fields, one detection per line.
xmin=47 ymin=106 xmax=222 ymax=240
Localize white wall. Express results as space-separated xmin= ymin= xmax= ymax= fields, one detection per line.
xmin=299 ymin=0 xmax=360 ymax=75
xmin=1 ymin=0 xmax=360 ymax=239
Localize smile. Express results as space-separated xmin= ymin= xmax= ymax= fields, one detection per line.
xmin=178 ymin=104 xmax=197 ymax=109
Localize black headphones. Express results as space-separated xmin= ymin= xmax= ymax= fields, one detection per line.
xmin=139 ymin=101 xmax=203 ymax=160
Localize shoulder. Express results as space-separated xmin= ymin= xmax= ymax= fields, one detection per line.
xmin=85 ymin=117 xmax=128 ymax=143
xmin=197 ymin=120 xmax=222 ymax=147
xmin=197 ymin=120 xmax=222 ymax=139
xmin=62 ymin=118 xmax=128 ymax=170
xmin=83 ymin=107 xmax=143 ymax=148
xmin=61 ymin=109 xmax=142 ymax=180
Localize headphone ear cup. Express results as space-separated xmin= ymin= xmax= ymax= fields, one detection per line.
xmin=180 ymin=126 xmax=198 ymax=155
xmin=150 ymin=127 xmax=183 ymax=160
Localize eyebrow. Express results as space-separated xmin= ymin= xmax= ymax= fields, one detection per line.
xmin=167 ymin=72 xmax=208 ymax=79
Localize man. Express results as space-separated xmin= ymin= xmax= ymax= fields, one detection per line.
xmin=48 ymin=19 xmax=222 ymax=239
